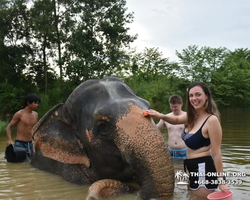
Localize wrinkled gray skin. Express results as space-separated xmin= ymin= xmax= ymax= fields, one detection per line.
xmin=31 ymin=77 xmax=174 ymax=200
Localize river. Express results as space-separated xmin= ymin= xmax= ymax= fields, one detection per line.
xmin=0 ymin=109 xmax=249 ymax=200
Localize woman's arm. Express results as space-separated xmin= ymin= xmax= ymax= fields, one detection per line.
xmin=208 ymin=116 xmax=229 ymax=192
xmin=145 ymin=109 xmax=187 ymax=124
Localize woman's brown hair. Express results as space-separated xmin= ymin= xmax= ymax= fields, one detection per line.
xmin=185 ymin=81 xmax=219 ymax=132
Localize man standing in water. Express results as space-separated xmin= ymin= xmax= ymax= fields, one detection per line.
xmin=6 ymin=93 xmax=41 ymax=161
xmin=156 ymin=94 xmax=187 ymax=159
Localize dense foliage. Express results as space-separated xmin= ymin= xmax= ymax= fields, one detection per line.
xmin=1 ymin=0 xmax=250 ymax=121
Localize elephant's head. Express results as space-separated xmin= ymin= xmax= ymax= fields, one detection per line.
xmin=32 ymin=77 xmax=174 ymax=199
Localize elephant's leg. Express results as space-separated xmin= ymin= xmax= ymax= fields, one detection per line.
xmin=86 ymin=179 xmax=136 ymax=200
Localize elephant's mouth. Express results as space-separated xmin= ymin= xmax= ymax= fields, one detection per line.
xmin=86 ymin=143 xmax=137 ymax=182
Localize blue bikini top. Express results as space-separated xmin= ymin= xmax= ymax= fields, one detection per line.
xmin=181 ymin=115 xmax=212 ymax=150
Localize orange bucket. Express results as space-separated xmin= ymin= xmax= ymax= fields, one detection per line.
xmin=207 ymin=190 xmax=233 ymax=200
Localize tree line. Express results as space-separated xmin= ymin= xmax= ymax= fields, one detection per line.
xmin=1 ymin=0 xmax=250 ymax=121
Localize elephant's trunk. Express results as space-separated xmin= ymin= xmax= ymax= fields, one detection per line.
xmin=137 ymin=133 xmax=174 ymax=199
xmin=116 ymin=105 xmax=175 ymax=199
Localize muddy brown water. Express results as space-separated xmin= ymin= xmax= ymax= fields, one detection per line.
xmin=0 ymin=109 xmax=249 ymax=200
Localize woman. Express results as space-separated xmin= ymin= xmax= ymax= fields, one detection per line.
xmin=145 ymin=81 xmax=229 ymax=199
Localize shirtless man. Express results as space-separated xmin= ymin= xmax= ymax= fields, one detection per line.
xmin=6 ymin=93 xmax=41 ymax=161
xmin=156 ymin=94 xmax=187 ymax=159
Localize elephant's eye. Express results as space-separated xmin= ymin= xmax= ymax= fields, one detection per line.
xmin=96 ymin=121 xmax=111 ymax=136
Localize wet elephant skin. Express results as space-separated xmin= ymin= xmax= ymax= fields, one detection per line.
xmin=31 ymin=77 xmax=174 ymax=200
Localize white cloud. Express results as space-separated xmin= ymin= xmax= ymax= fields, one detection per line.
xmin=126 ymin=0 xmax=250 ymax=61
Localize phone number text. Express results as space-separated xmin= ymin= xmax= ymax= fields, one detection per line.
xmin=194 ymin=179 xmax=243 ymax=185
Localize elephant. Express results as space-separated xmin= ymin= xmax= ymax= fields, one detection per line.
xmin=31 ymin=77 xmax=175 ymax=200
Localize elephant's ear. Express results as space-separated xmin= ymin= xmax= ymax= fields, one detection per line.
xmin=32 ymin=103 xmax=90 ymax=167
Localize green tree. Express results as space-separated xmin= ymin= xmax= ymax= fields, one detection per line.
xmin=176 ymin=45 xmax=227 ymax=82
xmin=0 ymin=0 xmax=33 ymax=88
xmin=29 ymin=0 xmax=60 ymax=94
xmin=129 ymin=47 xmax=180 ymax=81
xmin=0 ymin=0 xmax=38 ymax=118
xmin=124 ymin=47 xmax=187 ymax=112
xmin=211 ymin=48 xmax=250 ymax=108
xmin=64 ymin=0 xmax=136 ymax=85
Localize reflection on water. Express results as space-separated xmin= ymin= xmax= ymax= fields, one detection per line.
xmin=0 ymin=110 xmax=249 ymax=200
xmin=0 ymin=157 xmax=89 ymax=200
xmin=219 ymin=110 xmax=250 ymax=200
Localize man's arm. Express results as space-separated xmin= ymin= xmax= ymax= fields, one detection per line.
xmin=6 ymin=111 xmax=21 ymax=145
xmin=156 ymin=119 xmax=165 ymax=130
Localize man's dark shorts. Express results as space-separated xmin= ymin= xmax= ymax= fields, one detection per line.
xmin=15 ymin=140 xmax=34 ymax=161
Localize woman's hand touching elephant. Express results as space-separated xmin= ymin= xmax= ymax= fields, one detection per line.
xmin=143 ymin=109 xmax=165 ymax=119
xmin=144 ymin=109 xmax=187 ymax=125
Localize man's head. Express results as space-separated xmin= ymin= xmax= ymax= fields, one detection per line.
xmin=24 ymin=93 xmax=41 ymax=107
xmin=168 ymin=94 xmax=183 ymax=115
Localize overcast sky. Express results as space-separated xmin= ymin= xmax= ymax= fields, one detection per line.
xmin=125 ymin=0 xmax=250 ymax=61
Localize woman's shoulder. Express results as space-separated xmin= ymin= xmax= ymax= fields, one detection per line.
xmin=207 ymin=114 xmax=220 ymax=124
